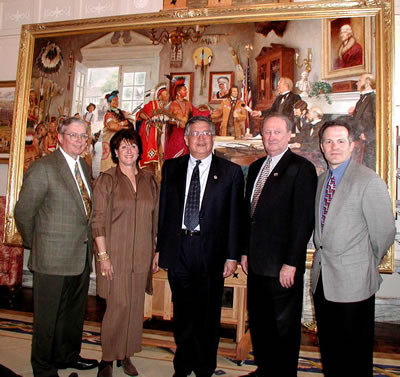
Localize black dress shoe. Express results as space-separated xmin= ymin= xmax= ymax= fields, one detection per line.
xmin=65 ymin=355 xmax=99 ymax=370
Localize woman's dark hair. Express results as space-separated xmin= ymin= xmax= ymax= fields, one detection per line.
xmin=110 ymin=129 xmax=143 ymax=165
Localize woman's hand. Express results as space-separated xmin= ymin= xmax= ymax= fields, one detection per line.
xmin=100 ymin=259 xmax=114 ymax=281
xmin=152 ymin=252 xmax=160 ymax=273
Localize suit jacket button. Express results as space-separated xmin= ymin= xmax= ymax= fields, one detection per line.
xmin=320 ymin=246 xmax=323 ymax=249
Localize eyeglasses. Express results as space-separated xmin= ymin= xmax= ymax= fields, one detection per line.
xmin=189 ymin=131 xmax=213 ymax=137
xmin=64 ymin=132 xmax=89 ymax=141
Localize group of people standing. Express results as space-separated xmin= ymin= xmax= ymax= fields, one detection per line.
xmin=14 ymin=69 xmax=394 ymax=377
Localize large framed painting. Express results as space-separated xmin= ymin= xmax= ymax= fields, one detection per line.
xmin=322 ymin=17 xmax=372 ymax=80
xmin=0 ymin=81 xmax=16 ymax=163
xmin=4 ymin=2 xmax=395 ymax=272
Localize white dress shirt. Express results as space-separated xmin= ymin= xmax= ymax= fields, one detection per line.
xmin=182 ymin=153 xmax=212 ymax=231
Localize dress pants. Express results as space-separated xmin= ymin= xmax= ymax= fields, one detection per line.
xmin=313 ymin=276 xmax=375 ymax=377
xmin=168 ymin=233 xmax=224 ymax=377
xmin=32 ymin=260 xmax=90 ymax=377
xmin=247 ymin=271 xmax=304 ymax=377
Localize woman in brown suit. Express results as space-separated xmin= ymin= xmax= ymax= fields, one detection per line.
xmin=92 ymin=129 xmax=159 ymax=377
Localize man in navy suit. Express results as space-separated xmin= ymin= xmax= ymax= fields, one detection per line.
xmin=153 ymin=116 xmax=244 ymax=377
xmin=241 ymin=114 xmax=317 ymax=377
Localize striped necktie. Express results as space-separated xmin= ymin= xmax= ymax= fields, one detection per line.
xmin=251 ymin=157 xmax=272 ymax=217
xmin=75 ymin=162 xmax=92 ymax=221
xmin=321 ymin=174 xmax=336 ymax=232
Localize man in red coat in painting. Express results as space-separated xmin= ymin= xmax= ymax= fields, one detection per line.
xmin=334 ymin=24 xmax=362 ymax=69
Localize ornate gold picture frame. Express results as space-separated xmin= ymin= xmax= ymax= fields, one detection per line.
xmin=4 ymin=1 xmax=395 ymax=272
xmin=322 ymin=16 xmax=372 ymax=79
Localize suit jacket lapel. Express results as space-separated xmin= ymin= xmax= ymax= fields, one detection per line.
xmin=315 ymin=170 xmax=328 ymax=241
xmin=320 ymin=160 xmax=355 ymax=238
xmin=200 ymin=154 xmax=220 ymax=213
xmin=55 ymin=149 xmax=87 ymax=219
xmin=264 ymin=149 xmax=292 ymax=189
xmin=177 ymin=155 xmax=189 ymax=216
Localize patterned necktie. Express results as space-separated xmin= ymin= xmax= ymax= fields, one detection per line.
xmin=251 ymin=157 xmax=272 ymax=217
xmin=75 ymin=162 xmax=92 ymax=221
xmin=184 ymin=160 xmax=201 ymax=231
xmin=321 ymin=174 xmax=336 ymax=232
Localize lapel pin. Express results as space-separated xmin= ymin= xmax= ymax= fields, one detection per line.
xmin=274 ymin=172 xmax=278 ymax=176
xmin=214 ymin=175 xmax=218 ymax=180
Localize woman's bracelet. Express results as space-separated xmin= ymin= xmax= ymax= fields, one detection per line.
xmin=97 ymin=252 xmax=110 ymax=262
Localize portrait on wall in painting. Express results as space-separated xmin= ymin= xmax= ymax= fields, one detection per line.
xmin=322 ymin=17 xmax=371 ymax=79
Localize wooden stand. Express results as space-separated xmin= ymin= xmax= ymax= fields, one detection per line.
xmin=144 ymin=266 xmax=248 ymax=346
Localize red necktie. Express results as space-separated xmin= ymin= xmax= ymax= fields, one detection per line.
xmin=321 ymin=174 xmax=336 ymax=232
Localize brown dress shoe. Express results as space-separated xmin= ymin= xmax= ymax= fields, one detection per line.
xmin=117 ymin=358 xmax=138 ymax=376
xmin=97 ymin=361 xmax=113 ymax=377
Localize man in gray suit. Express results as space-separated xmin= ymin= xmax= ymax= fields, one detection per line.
xmin=15 ymin=117 xmax=98 ymax=376
xmin=312 ymin=118 xmax=395 ymax=377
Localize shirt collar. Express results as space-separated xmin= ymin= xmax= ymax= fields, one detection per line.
xmin=360 ymin=89 xmax=374 ymax=95
xmin=189 ymin=153 xmax=212 ymax=167
xmin=329 ymin=157 xmax=351 ymax=183
xmin=59 ymin=146 xmax=80 ymax=164
xmin=269 ymin=147 xmax=288 ymax=164
xmin=280 ymin=90 xmax=290 ymax=96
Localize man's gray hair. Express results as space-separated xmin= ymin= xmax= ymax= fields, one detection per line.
xmin=184 ymin=116 xmax=215 ymax=136
xmin=262 ymin=114 xmax=293 ymax=133
xmin=57 ymin=117 xmax=89 ymax=135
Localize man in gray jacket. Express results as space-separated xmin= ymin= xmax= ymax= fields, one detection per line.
xmin=312 ymin=118 xmax=395 ymax=377
xmin=15 ymin=117 xmax=98 ymax=376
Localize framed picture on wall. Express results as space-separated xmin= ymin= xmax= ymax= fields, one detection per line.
xmin=0 ymin=81 xmax=16 ymax=163
xmin=209 ymin=72 xmax=234 ymax=104
xmin=322 ymin=17 xmax=371 ymax=79
xmin=170 ymin=72 xmax=194 ymax=102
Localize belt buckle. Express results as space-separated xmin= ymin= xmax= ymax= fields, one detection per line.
xmin=183 ymin=229 xmax=199 ymax=236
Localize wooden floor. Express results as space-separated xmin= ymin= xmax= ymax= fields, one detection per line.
xmin=1 ymin=287 xmax=400 ymax=357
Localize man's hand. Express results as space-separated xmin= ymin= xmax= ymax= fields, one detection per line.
xmin=279 ymin=264 xmax=296 ymax=288
xmin=152 ymin=252 xmax=160 ymax=273
xmin=223 ymin=260 xmax=237 ymax=278
xmin=251 ymin=110 xmax=261 ymax=117
xmin=240 ymin=255 xmax=248 ymax=275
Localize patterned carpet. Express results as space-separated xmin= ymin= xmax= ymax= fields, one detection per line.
xmin=0 ymin=310 xmax=399 ymax=376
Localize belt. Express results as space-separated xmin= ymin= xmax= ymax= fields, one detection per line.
xmin=181 ymin=229 xmax=201 ymax=236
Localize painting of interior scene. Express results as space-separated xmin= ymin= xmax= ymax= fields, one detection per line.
xmin=23 ymin=16 xmax=374 ymax=178
xmin=0 ymin=83 xmax=15 ymax=156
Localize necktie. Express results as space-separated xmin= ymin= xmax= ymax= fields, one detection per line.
xmin=184 ymin=160 xmax=201 ymax=231
xmin=251 ymin=157 xmax=272 ymax=217
xmin=75 ymin=162 xmax=92 ymax=221
xmin=321 ymin=174 xmax=336 ymax=232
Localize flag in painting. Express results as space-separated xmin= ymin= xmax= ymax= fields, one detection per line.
xmin=241 ymin=57 xmax=253 ymax=107
xmin=241 ymin=56 xmax=252 ymax=128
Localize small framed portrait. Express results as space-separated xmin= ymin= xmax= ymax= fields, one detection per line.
xmin=0 ymin=81 xmax=16 ymax=162
xmin=209 ymin=72 xmax=234 ymax=104
xmin=170 ymin=72 xmax=194 ymax=102
xmin=322 ymin=17 xmax=371 ymax=79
